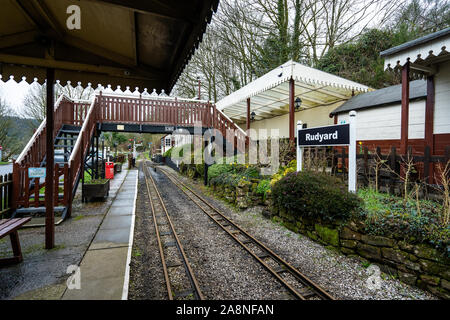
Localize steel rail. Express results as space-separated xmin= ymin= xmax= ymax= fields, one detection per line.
xmin=158 ymin=166 xmax=334 ymax=300
xmin=142 ymin=161 xmax=173 ymax=300
xmin=143 ymin=162 xmax=204 ymax=300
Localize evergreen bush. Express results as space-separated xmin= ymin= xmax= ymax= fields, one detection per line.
xmin=271 ymin=170 xmax=362 ymax=223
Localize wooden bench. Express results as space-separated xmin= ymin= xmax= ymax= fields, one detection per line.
xmin=0 ymin=218 xmax=32 ymax=266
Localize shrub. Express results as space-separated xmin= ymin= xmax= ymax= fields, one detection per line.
xmin=208 ymin=164 xmax=233 ymax=182
xmin=271 ymin=171 xmax=362 ymax=223
xmin=256 ymin=179 xmax=271 ymax=196
xmin=243 ymin=166 xmax=261 ymax=179
xmin=270 ymin=160 xmax=297 ymax=186
xmin=358 ymin=188 xmax=449 ymax=249
xmin=196 ymin=163 xmax=205 ymax=178
xmin=163 ymin=148 xmax=172 ymax=158
xmin=179 ymin=162 xmax=187 ymax=173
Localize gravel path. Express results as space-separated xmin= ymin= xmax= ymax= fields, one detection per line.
xmin=162 ymin=166 xmax=437 ymax=300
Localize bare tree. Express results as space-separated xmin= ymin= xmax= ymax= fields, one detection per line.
xmin=173 ymin=0 xmax=404 ymax=101
xmin=0 ymin=99 xmax=22 ymax=160
xmin=21 ymin=81 xmax=95 ymax=122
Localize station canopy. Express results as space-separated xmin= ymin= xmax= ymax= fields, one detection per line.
xmin=0 ymin=0 xmax=219 ymax=92
xmin=381 ymin=27 xmax=450 ymax=77
xmin=216 ymin=60 xmax=370 ymax=124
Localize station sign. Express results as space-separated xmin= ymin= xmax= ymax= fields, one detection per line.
xmin=28 ymin=167 xmax=46 ymax=178
xmin=296 ymin=111 xmax=357 ymax=193
xmin=298 ymin=124 xmax=349 ymax=147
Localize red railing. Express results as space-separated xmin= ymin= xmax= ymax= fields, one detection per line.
xmin=68 ymin=99 xmax=98 ymax=192
xmin=12 ymin=96 xmax=91 ymax=209
xmin=12 ymin=92 xmax=246 ymax=211
xmin=97 ymin=93 xmax=213 ymax=127
xmin=212 ymin=106 xmax=246 ymax=152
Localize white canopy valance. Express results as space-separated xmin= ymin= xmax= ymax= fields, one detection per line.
xmin=216 ymin=60 xmax=370 ymax=123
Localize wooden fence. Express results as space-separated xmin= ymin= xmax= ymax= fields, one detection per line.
xmin=0 ymin=173 xmax=13 ymax=219
xmin=326 ymin=145 xmax=450 ymax=192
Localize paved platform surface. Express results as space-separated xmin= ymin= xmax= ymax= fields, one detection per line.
xmin=62 ymin=169 xmax=137 ymax=300
xmin=0 ymin=165 xmax=133 ymax=300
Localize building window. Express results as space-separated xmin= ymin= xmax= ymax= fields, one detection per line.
xmin=165 ymin=138 xmax=171 ymax=146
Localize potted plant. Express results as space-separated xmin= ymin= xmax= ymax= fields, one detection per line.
xmin=82 ymin=179 xmax=110 ymax=202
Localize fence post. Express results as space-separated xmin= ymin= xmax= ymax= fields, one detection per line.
xmin=376 ymin=147 xmax=381 ymax=191
xmin=341 ymin=147 xmax=346 ymax=177
xmin=11 ymin=162 xmax=19 ymax=210
xmin=363 ymin=146 xmax=369 ymax=187
xmin=424 ymin=145 xmax=431 ymax=184
xmin=389 ymin=147 xmax=396 ymax=194
xmin=67 ymin=160 xmax=74 ymax=218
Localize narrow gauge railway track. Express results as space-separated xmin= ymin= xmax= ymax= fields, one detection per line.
xmin=142 ymin=162 xmax=204 ymax=300
xmin=155 ymin=165 xmax=335 ymax=300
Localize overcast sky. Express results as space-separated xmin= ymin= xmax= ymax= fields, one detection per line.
xmin=0 ymin=76 xmax=29 ymax=116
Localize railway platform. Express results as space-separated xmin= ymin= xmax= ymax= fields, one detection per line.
xmin=62 ymin=169 xmax=138 ymax=300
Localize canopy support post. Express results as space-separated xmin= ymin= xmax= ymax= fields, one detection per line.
xmin=425 ymin=75 xmax=435 ymax=183
xmin=45 ymin=67 xmax=55 ymax=250
xmin=289 ymin=78 xmax=295 ymax=146
xmin=246 ymin=98 xmax=250 ymax=131
xmin=400 ymin=61 xmax=410 ymax=155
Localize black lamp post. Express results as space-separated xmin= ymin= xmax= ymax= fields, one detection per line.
xmin=295 ymin=97 xmax=302 ymax=111
xmin=250 ymin=111 xmax=256 ymax=121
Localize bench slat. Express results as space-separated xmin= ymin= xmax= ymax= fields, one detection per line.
xmin=0 ymin=218 xmax=32 ymax=237
xmin=0 ymin=219 xmax=10 ymax=226
xmin=0 ymin=219 xmax=19 ymax=231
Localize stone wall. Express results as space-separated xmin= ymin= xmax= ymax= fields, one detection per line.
xmin=267 ymin=205 xmax=450 ymax=299
xmin=210 ymin=179 xmax=263 ymax=209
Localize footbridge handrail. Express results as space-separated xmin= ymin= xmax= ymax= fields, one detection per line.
xmin=15 ymin=95 xmax=65 ymax=165
xmin=68 ymin=97 xmax=98 ymax=190
xmin=12 ymin=91 xmax=247 ymax=212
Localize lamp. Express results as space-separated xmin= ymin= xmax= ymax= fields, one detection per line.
xmin=250 ymin=111 xmax=256 ymax=121
xmin=295 ymin=97 xmax=302 ymax=111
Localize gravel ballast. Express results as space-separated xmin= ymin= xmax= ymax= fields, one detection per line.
xmin=129 ymin=162 xmax=437 ymax=300
xmin=160 ymin=166 xmax=437 ymax=300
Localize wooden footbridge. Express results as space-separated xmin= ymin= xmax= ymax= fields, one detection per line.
xmin=12 ymin=92 xmax=246 ymax=219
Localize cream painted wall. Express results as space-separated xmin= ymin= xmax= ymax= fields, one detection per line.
xmin=434 ymin=60 xmax=450 ymax=134
xmin=238 ymin=102 xmax=341 ymax=138
xmin=337 ymin=100 xmax=426 ymax=140
xmin=161 ymin=134 xmax=193 ymax=154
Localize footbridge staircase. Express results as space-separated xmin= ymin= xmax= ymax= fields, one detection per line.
xmin=12 ymin=91 xmax=246 ymax=220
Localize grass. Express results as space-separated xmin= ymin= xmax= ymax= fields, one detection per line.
xmin=132 ymin=248 xmax=142 ymax=257
xmin=0 ymin=161 xmax=10 ymax=165
xmin=358 ymin=188 xmax=441 ymax=216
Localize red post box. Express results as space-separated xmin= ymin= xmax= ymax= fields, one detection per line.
xmin=105 ymin=162 xmax=115 ymax=179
